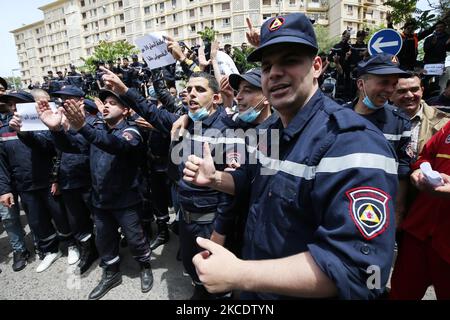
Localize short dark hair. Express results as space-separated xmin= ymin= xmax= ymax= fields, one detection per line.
xmin=405 ymin=71 xmax=424 ymax=86
xmin=189 ymin=72 xmax=219 ymax=94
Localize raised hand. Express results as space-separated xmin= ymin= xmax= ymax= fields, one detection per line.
xmin=219 ymin=76 xmax=234 ymax=111
xmin=165 ymin=35 xmax=187 ymax=62
xmin=61 ymin=99 xmax=85 ymax=131
xmin=94 ymin=97 xmax=105 ymax=113
xmin=183 ymin=142 xmax=216 ymax=186
xmin=246 ymin=17 xmax=260 ymax=48
xmin=100 ymin=66 xmax=128 ymax=95
xmin=170 ymin=114 xmax=189 ymax=141
xmin=198 ymin=45 xmax=210 ymax=71
xmin=8 ymin=112 xmax=23 ymax=132
xmin=36 ymin=99 xmax=63 ymax=131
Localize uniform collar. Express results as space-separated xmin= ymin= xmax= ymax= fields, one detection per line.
xmin=281 ymin=89 xmax=322 ymax=140
xmin=106 ymin=118 xmax=127 ymax=131
xmin=351 ymin=99 xmax=388 ymax=124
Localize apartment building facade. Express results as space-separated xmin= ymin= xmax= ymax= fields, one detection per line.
xmin=11 ymin=0 xmax=389 ymax=84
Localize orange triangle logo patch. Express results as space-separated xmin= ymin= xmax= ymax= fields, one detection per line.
xmin=268 ymin=17 xmax=285 ymax=32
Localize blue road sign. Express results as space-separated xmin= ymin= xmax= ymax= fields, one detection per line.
xmin=368 ymin=29 xmax=403 ymax=56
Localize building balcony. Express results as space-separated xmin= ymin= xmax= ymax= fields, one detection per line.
xmin=306 ymin=1 xmax=329 ymax=11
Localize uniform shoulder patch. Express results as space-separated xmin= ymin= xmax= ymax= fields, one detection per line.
xmin=268 ymin=17 xmax=285 ymax=32
xmin=346 ymin=187 xmax=390 ymax=240
xmin=445 ymin=134 xmax=450 ymax=144
xmin=122 ymin=131 xmax=134 ymax=141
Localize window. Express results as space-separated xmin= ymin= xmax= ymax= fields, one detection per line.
xmin=172 ymin=0 xmax=177 ymax=7
xmin=173 ymin=13 xmax=177 ymax=22
xmin=118 ymin=1 xmax=123 ymax=8
xmin=173 ymin=27 xmax=178 ymax=36
xmin=263 ymin=0 xmax=271 ymax=5
xmin=222 ymin=3 xmax=230 ymax=10
xmin=121 ymin=27 xmax=125 ymax=34
xmin=120 ymin=14 xmax=124 ymax=21
xmin=289 ymin=0 xmax=296 ymax=5
xmin=347 ymin=5 xmax=353 ymax=14
xmin=199 ymin=7 xmax=203 ymax=16
xmin=189 ymin=9 xmax=195 ymax=17
xmin=161 ymin=16 xmax=166 ymax=25
xmin=223 ymin=18 xmax=230 ymax=27
xmin=80 ymin=0 xmax=85 ymax=6
xmin=160 ymin=2 xmax=165 ymax=12
xmin=104 ymin=18 xmax=108 ymax=26
xmin=190 ymin=24 xmax=196 ymax=32
xmin=210 ymin=5 xmax=213 ymax=13
xmin=145 ymin=20 xmax=152 ymax=28
xmin=223 ymin=33 xmax=231 ymax=41
xmin=144 ymin=6 xmax=151 ymax=14
xmin=35 ymin=28 xmax=40 ymax=34
xmin=83 ymin=24 xmax=88 ymax=31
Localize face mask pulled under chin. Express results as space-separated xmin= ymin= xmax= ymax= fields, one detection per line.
xmin=237 ymin=98 xmax=265 ymax=123
xmin=361 ymin=82 xmax=388 ymax=110
xmin=188 ymin=101 xmax=213 ymax=122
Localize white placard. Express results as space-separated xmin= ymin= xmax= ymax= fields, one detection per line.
xmin=16 ymin=102 xmax=57 ymax=131
xmin=216 ymin=51 xmax=239 ymax=76
xmin=135 ymin=33 xmax=176 ymax=70
xmin=424 ymin=64 xmax=445 ymax=76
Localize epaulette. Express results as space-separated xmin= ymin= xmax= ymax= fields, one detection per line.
xmin=331 ymin=108 xmax=367 ymax=132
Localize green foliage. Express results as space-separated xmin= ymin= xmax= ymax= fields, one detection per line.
xmin=383 ymin=0 xmax=417 ymax=25
xmin=314 ymin=25 xmax=339 ymax=54
xmin=232 ymin=47 xmax=259 ymax=73
xmin=80 ymin=40 xmax=139 ymax=72
xmin=4 ymin=76 xmax=22 ymax=90
xmin=197 ymin=27 xmax=219 ymax=42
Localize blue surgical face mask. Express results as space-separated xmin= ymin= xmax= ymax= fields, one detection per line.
xmin=188 ymin=101 xmax=212 ymax=121
xmin=362 ymin=82 xmax=388 ymax=110
xmin=237 ymin=98 xmax=265 ymax=123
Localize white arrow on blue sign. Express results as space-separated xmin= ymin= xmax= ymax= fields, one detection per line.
xmin=368 ymin=29 xmax=403 ymax=56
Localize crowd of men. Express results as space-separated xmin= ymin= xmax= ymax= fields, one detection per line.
xmin=1 ymin=13 xmax=450 ymax=300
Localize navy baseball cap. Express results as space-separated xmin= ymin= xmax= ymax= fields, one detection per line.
xmin=131 ymin=54 xmax=138 ymax=59
xmin=99 ymin=89 xmax=131 ymax=108
xmin=0 ymin=90 xmax=35 ymax=103
xmin=229 ymin=68 xmax=262 ymax=91
xmin=52 ymin=85 xmax=85 ymax=97
xmin=0 ymin=77 xmax=8 ymax=90
xmin=83 ymin=99 xmax=98 ymax=114
xmin=247 ymin=13 xmax=318 ymax=62
xmin=357 ymin=53 xmax=409 ymax=78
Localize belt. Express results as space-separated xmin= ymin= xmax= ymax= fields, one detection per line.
xmin=182 ymin=209 xmax=217 ymax=224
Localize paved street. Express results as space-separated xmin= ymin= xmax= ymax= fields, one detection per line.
xmin=0 ymin=212 xmax=193 ymax=300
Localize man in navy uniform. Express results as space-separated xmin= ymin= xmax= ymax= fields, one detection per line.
xmin=37 ymin=90 xmax=153 ymax=300
xmin=100 ymin=66 xmax=238 ymax=299
xmin=184 ymin=13 xmax=398 ymax=299
xmin=343 ymin=53 xmax=412 ymax=226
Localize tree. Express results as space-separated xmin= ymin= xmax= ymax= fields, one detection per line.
xmin=197 ymin=27 xmax=219 ymax=43
xmin=81 ymin=40 xmax=139 ymax=72
xmin=314 ymin=25 xmax=339 ymax=55
xmin=4 ymin=76 xmax=22 ymax=90
xmin=232 ymin=47 xmax=259 ymax=73
xmin=383 ymin=0 xmax=418 ymax=25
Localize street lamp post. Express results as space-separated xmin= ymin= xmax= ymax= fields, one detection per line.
xmin=11 ymin=68 xmax=21 ymax=91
